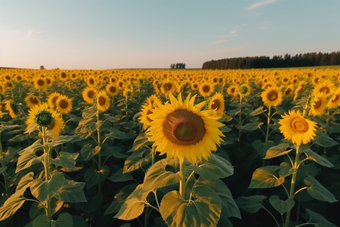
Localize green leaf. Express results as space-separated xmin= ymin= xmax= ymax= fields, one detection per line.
xmin=108 ymin=168 xmax=133 ymax=183
xmin=123 ymin=147 xmax=151 ymax=173
xmin=304 ymin=175 xmax=338 ymax=203
xmin=269 ymin=195 xmax=295 ymax=215
xmin=242 ymin=122 xmax=263 ymax=132
xmin=103 ymin=113 xmax=119 ymax=122
xmin=104 ymin=183 xmax=136 ymax=215
xmin=196 ymin=178 xmax=241 ymax=219
xmin=30 ymin=172 xmax=65 ymax=202
xmin=249 ymin=166 xmax=285 ymax=188
xmin=3 ymin=147 xmax=18 ymax=163
xmin=191 ymin=154 xmax=233 ymax=179
xmin=263 ymin=143 xmax=292 ymax=159
xmin=81 ymin=192 xmax=103 ymax=213
xmin=33 ymin=212 xmax=73 ymax=227
xmin=305 ymin=208 xmax=337 ymax=227
xmin=160 ymin=185 xmax=221 ymax=227
xmin=84 ymin=165 xmax=110 ymax=189
xmin=51 ymin=135 xmax=75 ymax=148
xmin=80 ymin=143 xmax=100 ymax=161
xmin=0 ymin=166 xmax=7 ymax=175
xmin=105 ymin=128 xmax=129 ymax=140
xmin=50 ymin=152 xmax=79 ymax=170
xmin=16 ymin=172 xmax=34 ymax=192
xmin=235 ymin=195 xmax=267 ymax=213
xmin=302 ymin=149 xmax=334 ymax=168
xmin=114 ymin=184 xmax=150 ymax=220
xmin=279 ymin=162 xmax=293 ymax=177
xmin=313 ymin=131 xmax=339 ymax=148
xmin=252 ymin=140 xmax=275 ymax=158
xmin=0 ymin=193 xmax=26 ymax=221
xmin=54 ymin=178 xmax=87 ymax=203
xmin=15 ymin=141 xmax=42 ymax=173
xmin=129 ymin=132 xmax=152 ymax=151
xmin=143 ymin=159 xmax=181 ymax=190
xmin=249 ymin=106 xmax=265 ymax=116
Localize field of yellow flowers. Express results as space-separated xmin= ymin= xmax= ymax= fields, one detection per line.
xmin=0 ymin=67 xmax=339 ymax=227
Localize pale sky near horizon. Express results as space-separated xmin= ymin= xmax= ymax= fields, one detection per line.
xmin=1 ymin=0 xmax=339 ymax=69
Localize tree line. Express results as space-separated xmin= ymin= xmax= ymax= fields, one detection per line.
xmin=202 ymin=51 xmax=340 ymax=69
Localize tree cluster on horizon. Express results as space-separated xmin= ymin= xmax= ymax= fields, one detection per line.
xmin=202 ymin=51 xmax=340 ymax=69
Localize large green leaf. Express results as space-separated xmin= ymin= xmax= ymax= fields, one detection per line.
xmin=160 ymin=185 xmax=221 ymax=227
xmin=305 ymin=208 xmax=337 ymax=227
xmin=143 ymin=159 xmax=181 ymax=190
xmin=123 ymin=147 xmax=151 ymax=173
xmin=104 ymin=183 xmax=136 ymax=215
xmin=114 ymin=184 xmax=150 ymax=220
xmin=0 ymin=166 xmax=7 ymax=175
xmin=51 ymin=135 xmax=75 ymax=148
xmin=263 ymin=143 xmax=292 ymax=159
xmin=53 ymin=177 xmax=86 ymax=203
xmin=242 ymin=122 xmax=263 ymax=132
xmin=249 ymin=106 xmax=265 ymax=116
xmin=235 ymin=195 xmax=267 ymax=213
xmin=15 ymin=142 xmax=42 ymax=173
xmin=269 ymin=195 xmax=295 ymax=215
xmin=50 ymin=152 xmax=79 ymax=170
xmin=279 ymin=162 xmax=293 ymax=177
xmin=304 ymin=175 xmax=338 ymax=203
xmin=84 ymin=165 xmax=110 ymax=189
xmin=196 ymin=178 xmax=241 ymax=219
xmin=0 ymin=193 xmax=26 ymax=221
xmin=302 ymin=149 xmax=334 ymax=168
xmin=16 ymin=172 xmax=34 ymax=192
xmin=3 ymin=147 xmax=18 ymax=163
xmin=108 ymin=168 xmax=133 ymax=183
xmin=252 ymin=140 xmax=275 ymax=158
xmin=33 ymin=212 xmax=73 ymax=227
xmin=129 ymin=132 xmax=152 ymax=151
xmin=313 ymin=131 xmax=339 ymax=147
xmin=30 ymin=172 xmax=65 ymax=202
xmin=249 ymin=166 xmax=285 ymax=188
xmin=79 ymin=143 xmax=100 ymax=161
xmin=191 ymin=154 xmax=233 ymax=179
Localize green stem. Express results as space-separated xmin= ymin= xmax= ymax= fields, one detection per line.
xmin=96 ymin=110 xmax=102 ymax=193
xmin=265 ymin=106 xmax=271 ymax=144
xmin=179 ymin=159 xmax=186 ymax=200
xmin=0 ymin=131 xmax=10 ymax=197
xmin=285 ymin=144 xmax=300 ymax=227
xmin=42 ymin=127 xmax=52 ymax=221
xmin=238 ymin=96 xmax=243 ymax=146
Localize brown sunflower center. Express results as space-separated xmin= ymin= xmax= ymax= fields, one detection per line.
xmin=61 ymin=72 xmax=67 ymax=78
xmin=89 ymin=78 xmax=94 ymax=85
xmin=332 ymin=94 xmax=339 ymax=102
xmin=285 ymin=88 xmax=292 ymax=96
xmin=267 ymin=90 xmax=278 ymax=101
xmin=98 ymin=96 xmax=106 ymax=106
xmin=283 ymin=78 xmax=288 ymax=82
xmin=211 ymin=100 xmax=220 ymax=110
xmin=313 ymin=99 xmax=321 ymax=109
xmin=320 ymin=87 xmax=330 ymax=94
xmin=59 ymin=100 xmax=69 ymax=109
xmin=230 ymin=87 xmax=235 ymax=93
xmin=146 ymin=109 xmax=153 ymax=122
xmin=46 ymin=78 xmax=51 ymax=84
xmin=213 ymin=78 xmax=218 ymax=83
xmin=193 ymin=84 xmax=198 ymax=89
xmin=163 ymin=109 xmax=206 ymax=145
xmin=30 ymin=97 xmax=39 ymax=104
xmin=37 ymin=79 xmax=44 ymax=86
xmin=202 ymin=85 xmax=210 ymax=93
xmin=109 ymin=86 xmax=116 ymax=93
xmin=87 ymin=90 xmax=95 ymax=98
xmin=163 ymin=83 xmax=172 ymax=91
xmin=47 ymin=121 xmax=55 ymax=130
xmin=291 ymin=117 xmax=309 ymax=133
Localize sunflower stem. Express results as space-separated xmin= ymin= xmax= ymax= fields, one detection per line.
xmin=238 ymin=96 xmax=243 ymax=146
xmin=263 ymin=106 xmax=272 ymax=166
xmin=96 ymin=110 xmax=102 ymax=194
xmin=0 ymin=131 xmax=9 ymax=197
xmin=285 ymin=144 xmax=300 ymax=227
xmin=179 ymin=159 xmax=186 ymax=200
xmin=42 ymin=126 xmax=52 ymax=221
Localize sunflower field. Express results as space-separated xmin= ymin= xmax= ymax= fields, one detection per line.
xmin=0 ymin=67 xmax=339 ymax=227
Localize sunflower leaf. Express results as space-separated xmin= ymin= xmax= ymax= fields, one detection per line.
xmin=50 ymin=152 xmax=79 ymax=170
xmin=242 ymin=122 xmax=264 ymax=132
xmin=304 ymin=208 xmax=337 ymax=227
xmin=304 ymin=175 xmax=338 ymax=203
xmin=249 ymin=166 xmax=285 ymax=188
xmin=235 ymin=195 xmax=267 ymax=213
xmin=123 ymin=147 xmax=151 ymax=173
xmin=263 ymin=143 xmax=292 ymax=159
xmin=104 ymin=183 xmax=136 ymax=215
xmin=249 ymin=106 xmax=265 ymax=116
xmin=191 ymin=154 xmax=233 ymax=179
xmin=302 ymin=149 xmax=334 ymax=168
xmin=143 ymin=159 xmax=181 ymax=190
xmin=269 ymin=195 xmax=295 ymax=215
xmin=0 ymin=193 xmax=26 ymax=222
xmin=84 ymin=166 xmax=110 ymax=189
xmin=33 ymin=212 xmax=73 ymax=227
xmin=313 ymin=131 xmax=339 ymax=148
xmin=160 ymin=185 xmax=221 ymax=227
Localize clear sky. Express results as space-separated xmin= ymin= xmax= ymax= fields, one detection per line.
xmin=1 ymin=0 xmax=339 ymax=69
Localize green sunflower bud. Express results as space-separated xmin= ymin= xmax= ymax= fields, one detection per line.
xmin=35 ymin=110 xmax=54 ymax=127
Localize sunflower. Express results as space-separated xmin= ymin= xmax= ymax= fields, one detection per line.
xmin=145 ymin=94 xmax=161 ymax=108
xmin=147 ymin=93 xmax=225 ymax=164
xmin=5 ymin=100 xmax=20 ymax=119
xmin=283 ymin=85 xmax=294 ymax=98
xmin=209 ymin=92 xmax=225 ymax=116
xmin=261 ymin=86 xmax=283 ymax=107
xmin=199 ymin=83 xmax=214 ymax=97
xmin=59 ymin=71 xmax=68 ymax=81
xmin=238 ymin=84 xmax=251 ymax=97
xmin=327 ymin=88 xmax=340 ymax=109
xmin=96 ymin=90 xmax=110 ymax=112
xmin=279 ymin=110 xmax=317 ymax=146
xmin=82 ymin=87 xmax=97 ymax=104
xmin=33 ymin=77 xmax=47 ymax=90
xmin=5 ymin=81 xmax=15 ymax=90
xmin=56 ymin=95 xmax=72 ymax=114
xmin=139 ymin=104 xmax=154 ymax=130
xmin=47 ymin=92 xmax=61 ymax=108
xmin=0 ymin=83 xmax=5 ymax=94
xmin=160 ymin=80 xmax=176 ymax=96
xmin=106 ymin=83 xmax=119 ymax=96
xmin=227 ymin=85 xmax=237 ymax=97
xmin=309 ymin=93 xmax=327 ymax=116
xmin=313 ymin=80 xmax=335 ymax=97
xmin=26 ymin=103 xmax=64 ymax=137
xmin=86 ymin=75 xmax=98 ymax=88
xmin=25 ymin=94 xmax=41 ymax=108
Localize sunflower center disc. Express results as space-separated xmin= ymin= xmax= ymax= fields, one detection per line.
xmin=332 ymin=95 xmax=339 ymax=102
xmin=37 ymin=79 xmax=44 ymax=86
xmin=211 ymin=100 xmax=220 ymax=110
xmin=99 ymin=96 xmax=106 ymax=106
xmin=47 ymin=121 xmax=55 ymax=130
xmin=164 ymin=109 xmax=206 ymax=145
xmin=320 ymin=87 xmax=330 ymax=94
xmin=146 ymin=109 xmax=153 ymax=122
xmin=267 ymin=90 xmax=278 ymax=101
xmin=88 ymin=90 xmax=95 ymax=99
xmin=202 ymin=85 xmax=210 ymax=93
xmin=59 ymin=100 xmax=69 ymax=109
xmin=89 ymin=78 xmax=94 ymax=84
xmin=285 ymin=88 xmax=291 ymax=95
xmin=313 ymin=99 xmax=321 ymax=109
xmin=109 ymin=86 xmax=116 ymax=93
xmin=291 ymin=117 xmax=309 ymax=133
xmin=163 ymin=83 xmax=172 ymax=91
xmin=31 ymin=97 xmax=39 ymax=104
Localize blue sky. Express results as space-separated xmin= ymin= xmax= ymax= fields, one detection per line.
xmin=1 ymin=0 xmax=339 ymax=69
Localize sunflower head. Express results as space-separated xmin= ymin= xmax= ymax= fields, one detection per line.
xmin=261 ymin=86 xmax=283 ymax=107
xmin=309 ymin=92 xmax=327 ymax=116
xmin=5 ymin=100 xmax=20 ymax=119
xmin=56 ymin=95 xmax=72 ymax=114
xmin=25 ymin=94 xmax=41 ymax=108
xmin=82 ymin=87 xmax=97 ymax=104
xmin=208 ymin=92 xmax=225 ymax=115
xmin=35 ymin=110 xmax=54 ymax=127
xmin=147 ymin=93 xmax=225 ymax=164
xmin=279 ymin=110 xmax=317 ymax=146
xmin=96 ymin=90 xmax=110 ymax=112
xmin=327 ymin=88 xmax=340 ymax=109
xmin=199 ymin=83 xmax=214 ymax=97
